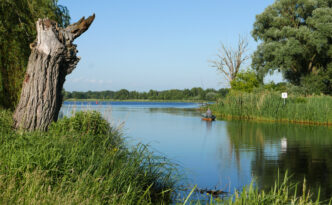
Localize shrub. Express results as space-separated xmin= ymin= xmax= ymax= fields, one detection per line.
xmin=231 ymin=69 xmax=259 ymax=92
xmin=49 ymin=110 xmax=110 ymax=135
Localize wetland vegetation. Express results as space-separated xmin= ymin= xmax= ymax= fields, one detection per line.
xmin=1 ymin=0 xmax=332 ymax=203
xmin=0 ymin=109 xmax=177 ymax=204
xmin=211 ymin=91 xmax=332 ymax=125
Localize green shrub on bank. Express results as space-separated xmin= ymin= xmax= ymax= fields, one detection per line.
xmin=212 ymin=91 xmax=332 ymax=125
xmin=231 ymin=69 xmax=260 ymax=93
xmin=0 ymin=110 xmax=176 ymax=204
xmin=50 ymin=110 xmax=111 ymax=135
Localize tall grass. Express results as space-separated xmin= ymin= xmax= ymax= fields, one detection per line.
xmin=183 ymin=173 xmax=332 ymax=205
xmin=211 ymin=92 xmax=332 ymax=125
xmin=0 ymin=109 xmax=177 ymax=204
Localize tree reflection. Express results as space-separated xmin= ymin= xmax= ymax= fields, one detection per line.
xmin=226 ymin=121 xmax=332 ymax=199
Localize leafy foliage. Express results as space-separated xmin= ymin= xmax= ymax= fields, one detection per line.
xmin=0 ymin=0 xmax=70 ymax=109
xmin=252 ymin=0 xmax=332 ymax=94
xmin=230 ymin=69 xmax=260 ymax=92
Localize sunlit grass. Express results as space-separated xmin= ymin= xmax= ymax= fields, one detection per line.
xmin=211 ymin=92 xmax=332 ymax=125
xmin=0 ymin=109 xmax=177 ymax=204
xmin=180 ymin=172 xmax=332 ymax=205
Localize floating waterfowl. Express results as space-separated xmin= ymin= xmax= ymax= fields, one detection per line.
xmin=198 ymin=188 xmax=227 ymax=197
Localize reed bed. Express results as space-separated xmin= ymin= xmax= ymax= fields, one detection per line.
xmin=211 ymin=92 xmax=332 ymax=125
xmin=0 ymin=109 xmax=177 ymax=204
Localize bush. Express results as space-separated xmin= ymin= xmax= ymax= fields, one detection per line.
xmin=300 ymin=68 xmax=332 ymax=95
xmin=231 ymin=69 xmax=259 ymax=92
xmin=205 ymin=92 xmax=218 ymax=101
xmin=49 ymin=110 xmax=110 ymax=135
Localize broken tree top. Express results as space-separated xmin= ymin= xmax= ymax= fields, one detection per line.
xmin=14 ymin=14 xmax=95 ymax=131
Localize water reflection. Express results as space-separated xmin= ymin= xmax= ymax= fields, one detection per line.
xmin=280 ymin=137 xmax=287 ymax=153
xmin=61 ymin=102 xmax=332 ymax=200
xmin=205 ymin=121 xmax=212 ymax=132
xmin=226 ymin=121 xmax=332 ymax=199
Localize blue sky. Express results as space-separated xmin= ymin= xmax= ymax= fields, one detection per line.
xmin=59 ymin=0 xmax=279 ymax=92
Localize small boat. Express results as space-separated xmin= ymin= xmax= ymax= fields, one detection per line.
xmin=201 ymin=115 xmax=216 ymax=121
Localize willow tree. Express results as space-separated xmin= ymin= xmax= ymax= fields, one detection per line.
xmin=13 ymin=14 xmax=95 ymax=131
xmin=252 ymin=0 xmax=332 ymax=93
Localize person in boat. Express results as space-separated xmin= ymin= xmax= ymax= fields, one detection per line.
xmin=206 ymin=107 xmax=212 ymax=118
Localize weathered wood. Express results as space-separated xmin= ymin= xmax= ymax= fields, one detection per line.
xmin=13 ymin=14 xmax=95 ymax=131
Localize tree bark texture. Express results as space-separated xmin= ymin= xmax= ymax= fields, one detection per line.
xmin=13 ymin=14 xmax=95 ymax=131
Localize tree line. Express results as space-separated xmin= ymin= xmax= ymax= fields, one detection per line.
xmin=63 ymin=88 xmax=229 ymax=101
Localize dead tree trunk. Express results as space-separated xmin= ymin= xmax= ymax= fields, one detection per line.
xmin=13 ymin=14 xmax=95 ymax=131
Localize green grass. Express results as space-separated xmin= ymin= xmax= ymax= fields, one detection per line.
xmin=211 ymin=92 xmax=332 ymax=125
xmin=182 ymin=172 xmax=332 ymax=205
xmin=0 ymin=109 xmax=177 ymax=204
xmin=1 ymin=108 xmax=331 ymax=204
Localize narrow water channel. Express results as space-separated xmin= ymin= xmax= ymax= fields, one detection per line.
xmin=61 ymin=101 xmax=332 ymax=200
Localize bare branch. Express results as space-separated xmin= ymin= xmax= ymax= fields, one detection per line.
xmin=65 ymin=14 xmax=95 ymax=39
xmin=210 ymin=36 xmax=249 ymax=85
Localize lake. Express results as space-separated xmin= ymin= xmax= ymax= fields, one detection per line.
xmin=61 ymin=101 xmax=332 ymax=200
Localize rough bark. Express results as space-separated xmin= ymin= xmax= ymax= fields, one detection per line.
xmin=13 ymin=14 xmax=95 ymax=131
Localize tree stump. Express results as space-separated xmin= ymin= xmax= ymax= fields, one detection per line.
xmin=13 ymin=14 xmax=95 ymax=131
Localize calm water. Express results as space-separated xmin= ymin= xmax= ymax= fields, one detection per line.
xmin=61 ymin=101 xmax=332 ymax=199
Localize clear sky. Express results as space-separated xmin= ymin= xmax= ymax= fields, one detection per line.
xmin=59 ymin=0 xmax=278 ymax=92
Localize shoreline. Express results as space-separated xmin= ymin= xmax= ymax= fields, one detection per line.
xmin=64 ymin=98 xmax=214 ymax=103
xmin=214 ymin=114 xmax=332 ymax=127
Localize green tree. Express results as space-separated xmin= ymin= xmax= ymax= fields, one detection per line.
xmin=115 ymin=89 xmax=130 ymax=100
xmin=252 ymin=0 xmax=332 ymax=94
xmin=230 ymin=69 xmax=259 ymax=92
xmin=0 ymin=0 xmax=70 ymax=109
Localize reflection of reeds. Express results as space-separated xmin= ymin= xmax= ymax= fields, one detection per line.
xmin=225 ymin=120 xmax=332 ymax=201
xmin=212 ymin=92 xmax=332 ymax=125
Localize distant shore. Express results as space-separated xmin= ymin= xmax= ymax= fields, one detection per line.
xmin=64 ymin=98 xmax=214 ymax=103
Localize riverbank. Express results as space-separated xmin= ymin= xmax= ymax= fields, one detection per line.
xmin=1 ymin=108 xmax=331 ymax=204
xmin=0 ymin=109 xmax=177 ymax=204
xmin=210 ymin=92 xmax=332 ymax=126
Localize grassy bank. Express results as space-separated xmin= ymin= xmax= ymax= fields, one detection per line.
xmin=1 ymin=108 xmax=331 ymax=204
xmin=210 ymin=92 xmax=332 ymax=125
xmin=0 ymin=109 xmax=176 ymax=204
